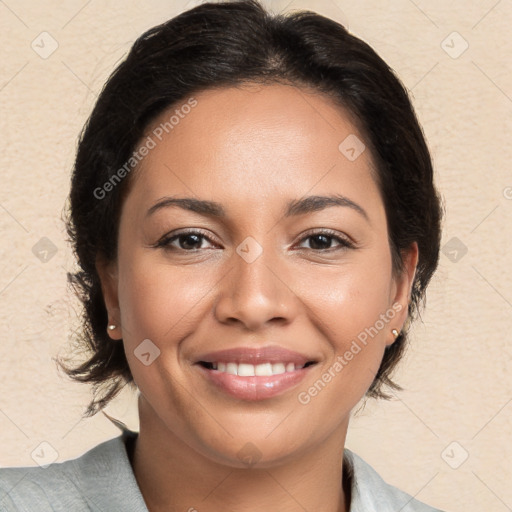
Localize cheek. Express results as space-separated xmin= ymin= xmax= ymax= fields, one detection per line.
xmin=116 ymin=256 xmax=210 ymax=420
xmin=295 ymin=255 xmax=394 ymax=393
xmin=117 ymin=249 xmax=217 ymax=341
xmin=301 ymin=259 xmax=393 ymax=342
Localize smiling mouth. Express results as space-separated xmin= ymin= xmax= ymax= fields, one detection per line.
xmin=193 ymin=345 xmax=319 ymax=400
xmin=198 ymin=361 xmax=317 ymax=376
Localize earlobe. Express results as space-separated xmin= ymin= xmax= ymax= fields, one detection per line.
xmin=95 ymin=253 xmax=121 ymax=339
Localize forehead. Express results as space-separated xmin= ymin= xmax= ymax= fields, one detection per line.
xmin=125 ymin=83 xmax=382 ymax=220
xmin=143 ymin=82 xmax=365 ymax=162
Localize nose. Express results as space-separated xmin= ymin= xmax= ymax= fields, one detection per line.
xmin=213 ymin=243 xmax=298 ymax=331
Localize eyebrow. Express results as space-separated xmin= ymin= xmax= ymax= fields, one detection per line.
xmin=285 ymin=194 xmax=369 ymax=221
xmin=146 ymin=194 xmax=369 ymax=221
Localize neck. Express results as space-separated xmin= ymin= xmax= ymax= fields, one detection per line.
xmin=131 ymin=397 xmax=350 ymax=512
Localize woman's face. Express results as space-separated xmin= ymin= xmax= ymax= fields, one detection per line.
xmin=98 ymin=83 xmax=417 ymax=467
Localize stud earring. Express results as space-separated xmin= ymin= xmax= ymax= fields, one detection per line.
xmin=391 ymin=328 xmax=400 ymax=338
xmin=107 ymin=324 xmax=117 ymax=331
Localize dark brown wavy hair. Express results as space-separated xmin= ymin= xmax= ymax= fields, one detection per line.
xmin=61 ymin=0 xmax=443 ymax=416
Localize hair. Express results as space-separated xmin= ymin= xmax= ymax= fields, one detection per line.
xmin=62 ymin=0 xmax=443 ymax=416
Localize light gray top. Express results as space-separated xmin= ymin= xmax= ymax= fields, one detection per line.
xmin=0 ymin=429 xmax=445 ymax=511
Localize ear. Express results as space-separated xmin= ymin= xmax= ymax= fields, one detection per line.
xmin=95 ymin=252 xmax=121 ymax=340
xmin=387 ymin=241 xmax=419 ymax=346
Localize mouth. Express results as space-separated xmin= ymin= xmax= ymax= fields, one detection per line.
xmin=193 ymin=346 xmax=318 ymax=401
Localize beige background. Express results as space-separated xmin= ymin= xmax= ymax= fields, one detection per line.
xmin=1 ymin=1 xmax=511 ymax=511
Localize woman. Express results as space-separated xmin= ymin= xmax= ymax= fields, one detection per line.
xmin=0 ymin=1 xmax=445 ymax=510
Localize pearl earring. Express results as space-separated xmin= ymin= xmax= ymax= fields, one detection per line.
xmin=391 ymin=328 xmax=400 ymax=338
xmin=107 ymin=324 xmax=117 ymax=331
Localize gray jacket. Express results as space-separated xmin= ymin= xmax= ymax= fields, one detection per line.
xmin=0 ymin=429 xmax=445 ymax=511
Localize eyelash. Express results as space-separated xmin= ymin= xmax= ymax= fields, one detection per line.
xmin=153 ymin=228 xmax=356 ymax=253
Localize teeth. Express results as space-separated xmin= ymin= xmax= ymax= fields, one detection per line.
xmin=272 ymin=363 xmax=286 ymax=375
xmin=226 ymin=362 xmax=238 ymax=375
xmin=238 ymin=363 xmax=255 ymax=376
xmin=208 ymin=361 xmax=306 ymax=376
xmin=255 ymin=363 xmax=273 ymax=376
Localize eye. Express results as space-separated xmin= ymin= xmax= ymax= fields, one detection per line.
xmin=154 ymin=229 xmax=219 ymax=251
xmin=295 ymin=230 xmax=355 ymax=251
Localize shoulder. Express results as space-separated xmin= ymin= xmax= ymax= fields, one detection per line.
xmin=0 ymin=430 xmax=147 ymax=512
xmin=344 ymin=449 xmax=446 ymax=512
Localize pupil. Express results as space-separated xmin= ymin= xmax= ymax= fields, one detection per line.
xmin=310 ymin=234 xmax=331 ymax=250
xmin=181 ymin=234 xmax=201 ymax=249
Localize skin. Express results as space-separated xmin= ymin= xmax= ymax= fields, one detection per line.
xmin=97 ymin=82 xmax=418 ymax=512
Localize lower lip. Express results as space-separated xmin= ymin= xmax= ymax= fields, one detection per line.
xmin=195 ymin=364 xmax=314 ymax=401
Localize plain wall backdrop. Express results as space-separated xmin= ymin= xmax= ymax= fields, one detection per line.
xmin=1 ymin=1 xmax=511 ymax=511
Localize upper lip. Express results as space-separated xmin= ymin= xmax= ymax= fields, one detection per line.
xmin=194 ymin=345 xmax=317 ymax=366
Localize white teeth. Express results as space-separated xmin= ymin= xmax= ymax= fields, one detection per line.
xmin=208 ymin=361 xmax=306 ymax=376
xmin=271 ymin=362 xmax=286 ymax=374
xmin=226 ymin=362 xmax=238 ymax=375
xmin=238 ymin=363 xmax=255 ymax=376
xmin=255 ymin=363 xmax=273 ymax=376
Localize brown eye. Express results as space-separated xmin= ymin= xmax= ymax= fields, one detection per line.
xmin=297 ymin=230 xmax=355 ymax=251
xmin=155 ymin=230 xmax=218 ymax=251
xmin=174 ymin=233 xmax=204 ymax=250
xmin=307 ymin=234 xmax=334 ymax=250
